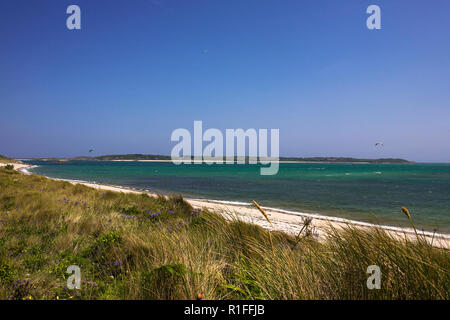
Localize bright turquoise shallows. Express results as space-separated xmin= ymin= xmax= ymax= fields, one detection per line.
xmin=27 ymin=160 xmax=450 ymax=233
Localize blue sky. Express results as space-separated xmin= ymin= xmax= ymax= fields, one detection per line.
xmin=0 ymin=0 xmax=449 ymax=162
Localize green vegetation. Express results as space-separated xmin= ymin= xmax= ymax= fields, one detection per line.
xmin=0 ymin=155 xmax=14 ymax=164
xmin=0 ymin=167 xmax=447 ymax=300
xmin=278 ymin=157 xmax=413 ymax=164
xmin=31 ymin=154 xmax=412 ymax=164
xmin=95 ymin=154 xmax=171 ymax=161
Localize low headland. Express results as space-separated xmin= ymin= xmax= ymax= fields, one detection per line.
xmin=22 ymin=154 xmax=414 ymax=164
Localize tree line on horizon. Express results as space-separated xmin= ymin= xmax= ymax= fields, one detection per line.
xmin=27 ymin=154 xmax=412 ymax=164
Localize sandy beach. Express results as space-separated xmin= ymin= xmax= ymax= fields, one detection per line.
xmin=9 ymin=162 xmax=450 ymax=249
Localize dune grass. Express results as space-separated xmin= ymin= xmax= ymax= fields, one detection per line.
xmin=0 ymin=167 xmax=448 ymax=300
xmin=0 ymin=155 xmax=14 ymax=164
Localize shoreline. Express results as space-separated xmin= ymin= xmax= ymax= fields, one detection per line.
xmin=9 ymin=162 xmax=450 ymax=249
xmin=16 ymin=158 xmax=414 ymax=164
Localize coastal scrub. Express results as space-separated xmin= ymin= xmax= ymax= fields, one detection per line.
xmin=0 ymin=167 xmax=448 ymax=300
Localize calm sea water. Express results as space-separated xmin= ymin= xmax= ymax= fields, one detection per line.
xmin=26 ymin=160 xmax=450 ymax=233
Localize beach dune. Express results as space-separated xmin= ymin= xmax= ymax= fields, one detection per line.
xmin=10 ymin=162 xmax=450 ymax=249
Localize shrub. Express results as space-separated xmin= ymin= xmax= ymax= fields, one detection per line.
xmin=1 ymin=195 xmax=15 ymax=211
xmin=85 ymin=231 xmax=122 ymax=263
xmin=120 ymin=204 xmax=140 ymax=215
xmin=23 ymin=254 xmax=47 ymax=272
xmin=0 ymin=264 xmax=14 ymax=283
xmin=141 ymin=264 xmax=188 ymax=299
xmin=51 ymin=252 xmax=90 ymax=279
xmin=9 ymin=280 xmax=34 ymax=300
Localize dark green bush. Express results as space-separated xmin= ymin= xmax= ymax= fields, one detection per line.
xmin=141 ymin=263 xmax=188 ymax=299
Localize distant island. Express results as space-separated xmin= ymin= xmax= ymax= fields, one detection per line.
xmin=25 ymin=154 xmax=414 ymax=164
xmin=278 ymin=157 xmax=413 ymax=164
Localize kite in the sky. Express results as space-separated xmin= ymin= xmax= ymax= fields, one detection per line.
xmin=88 ymin=149 xmax=95 ymax=153
xmin=375 ymin=142 xmax=384 ymax=147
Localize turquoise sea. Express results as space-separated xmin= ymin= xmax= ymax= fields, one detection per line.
xmin=26 ymin=160 xmax=450 ymax=233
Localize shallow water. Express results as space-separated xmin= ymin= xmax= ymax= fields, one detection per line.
xmin=27 ymin=160 xmax=450 ymax=233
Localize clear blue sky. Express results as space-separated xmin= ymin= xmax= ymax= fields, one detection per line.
xmin=1 ymin=0 xmax=449 ymax=162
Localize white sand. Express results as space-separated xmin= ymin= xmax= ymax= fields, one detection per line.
xmin=9 ymin=162 xmax=450 ymax=249
xmin=1 ymin=162 xmax=31 ymax=171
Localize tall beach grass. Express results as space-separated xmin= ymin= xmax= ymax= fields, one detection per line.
xmin=0 ymin=167 xmax=448 ymax=300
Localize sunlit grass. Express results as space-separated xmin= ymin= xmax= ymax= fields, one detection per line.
xmin=0 ymin=167 xmax=448 ymax=300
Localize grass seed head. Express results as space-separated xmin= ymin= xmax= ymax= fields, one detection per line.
xmin=401 ymin=206 xmax=411 ymax=219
